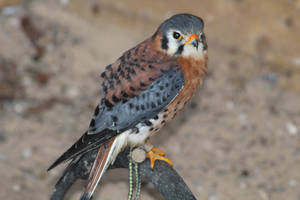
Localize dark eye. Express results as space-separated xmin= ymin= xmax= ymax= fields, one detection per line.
xmin=173 ymin=32 xmax=182 ymax=40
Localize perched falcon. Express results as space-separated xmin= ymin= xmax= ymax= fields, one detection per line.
xmin=48 ymin=13 xmax=208 ymax=200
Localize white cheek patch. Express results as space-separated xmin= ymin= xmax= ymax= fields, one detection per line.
xmin=166 ymin=38 xmax=179 ymax=55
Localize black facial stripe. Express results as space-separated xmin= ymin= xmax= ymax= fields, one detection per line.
xmin=175 ymin=44 xmax=184 ymax=55
xmin=161 ymin=35 xmax=168 ymax=50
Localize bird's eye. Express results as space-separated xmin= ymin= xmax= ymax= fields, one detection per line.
xmin=173 ymin=32 xmax=182 ymax=40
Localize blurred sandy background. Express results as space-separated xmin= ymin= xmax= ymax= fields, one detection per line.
xmin=0 ymin=0 xmax=300 ymax=199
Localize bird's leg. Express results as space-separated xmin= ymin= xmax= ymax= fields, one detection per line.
xmin=144 ymin=140 xmax=173 ymax=168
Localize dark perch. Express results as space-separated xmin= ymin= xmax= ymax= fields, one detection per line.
xmin=50 ymin=148 xmax=196 ymax=200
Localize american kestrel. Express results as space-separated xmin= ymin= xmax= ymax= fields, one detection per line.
xmin=48 ymin=13 xmax=208 ymax=200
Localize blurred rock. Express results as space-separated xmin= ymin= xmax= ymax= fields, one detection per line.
xmin=0 ymin=57 xmax=24 ymax=101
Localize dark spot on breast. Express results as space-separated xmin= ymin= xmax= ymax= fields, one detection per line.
xmin=168 ymin=74 xmax=173 ymax=78
xmin=150 ymin=85 xmax=154 ymax=89
xmin=141 ymin=67 xmax=146 ymax=71
xmin=161 ymin=120 xmax=166 ymax=124
xmin=163 ymin=114 xmax=168 ymax=118
xmin=112 ymin=95 xmax=120 ymax=103
xmin=136 ymin=105 xmax=140 ymax=111
xmin=142 ymin=93 xmax=146 ymax=99
xmin=141 ymin=105 xmax=145 ymax=110
xmin=116 ymin=79 xmax=121 ymax=85
xmin=156 ymin=92 xmax=160 ymax=97
xmin=117 ymin=65 xmax=121 ymax=72
xmin=90 ymin=119 xmax=95 ymax=127
xmin=161 ymin=35 xmax=168 ymax=50
xmin=94 ymin=106 xmax=100 ymax=116
xmin=165 ymin=83 xmax=169 ymax=87
xmin=149 ymin=127 xmax=154 ymax=131
xmin=175 ymin=84 xmax=180 ymax=89
xmin=159 ymin=86 xmax=164 ymax=90
xmin=111 ymin=115 xmax=118 ymax=122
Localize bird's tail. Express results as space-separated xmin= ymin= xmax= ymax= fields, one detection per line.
xmin=80 ymin=137 xmax=117 ymax=200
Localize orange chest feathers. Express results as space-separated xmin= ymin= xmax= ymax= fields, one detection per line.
xmin=163 ymin=54 xmax=208 ymax=119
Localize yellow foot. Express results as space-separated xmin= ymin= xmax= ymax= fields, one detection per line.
xmin=146 ymin=147 xmax=173 ymax=168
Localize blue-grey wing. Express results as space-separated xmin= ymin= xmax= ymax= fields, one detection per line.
xmin=88 ymin=67 xmax=184 ymax=134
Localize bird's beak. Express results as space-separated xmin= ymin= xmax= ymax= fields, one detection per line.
xmin=185 ymin=34 xmax=199 ymax=50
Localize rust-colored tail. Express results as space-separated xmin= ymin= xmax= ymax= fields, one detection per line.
xmin=80 ymin=138 xmax=116 ymax=200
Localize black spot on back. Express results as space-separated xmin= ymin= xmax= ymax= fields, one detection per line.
xmin=112 ymin=95 xmax=120 ymax=103
xmin=105 ymin=64 xmax=112 ymax=71
xmin=140 ymin=82 xmax=147 ymax=87
xmin=130 ymin=86 xmax=136 ymax=91
xmin=121 ymin=91 xmax=129 ymax=98
xmin=148 ymin=64 xmax=155 ymax=69
xmin=100 ymin=72 xmax=106 ymax=78
xmin=104 ymin=99 xmax=113 ymax=108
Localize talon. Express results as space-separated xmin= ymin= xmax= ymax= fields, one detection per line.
xmin=151 ymin=147 xmax=165 ymax=156
xmin=146 ymin=147 xmax=173 ymax=168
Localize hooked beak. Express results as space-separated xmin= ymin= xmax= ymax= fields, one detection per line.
xmin=185 ymin=34 xmax=199 ymax=50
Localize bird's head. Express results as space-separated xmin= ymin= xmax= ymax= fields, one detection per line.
xmin=154 ymin=14 xmax=207 ymax=60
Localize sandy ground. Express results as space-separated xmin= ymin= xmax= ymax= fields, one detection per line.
xmin=0 ymin=0 xmax=300 ymax=199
